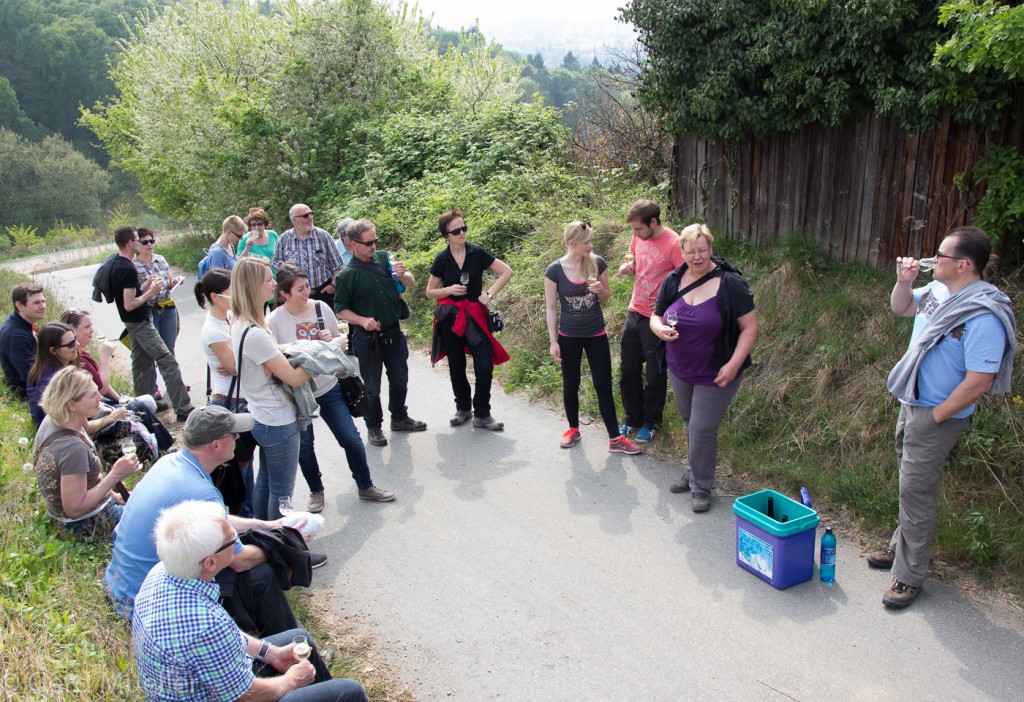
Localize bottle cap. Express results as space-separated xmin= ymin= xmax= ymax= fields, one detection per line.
xmin=825 ymin=527 xmax=833 ymax=534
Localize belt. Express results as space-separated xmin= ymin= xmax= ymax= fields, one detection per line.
xmin=210 ymin=393 xmax=230 ymax=402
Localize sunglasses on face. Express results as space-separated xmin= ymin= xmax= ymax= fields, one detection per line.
xmin=447 ymin=225 xmax=469 ymax=236
xmin=139 ymin=239 xmax=155 ymax=245
xmin=295 ymin=212 xmax=313 ymax=219
xmin=57 ymin=337 xmax=78 ymax=349
xmin=353 ymin=238 xmax=378 ymax=246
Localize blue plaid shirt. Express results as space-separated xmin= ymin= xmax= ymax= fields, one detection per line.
xmin=272 ymin=226 xmax=344 ymax=289
xmin=132 ymin=563 xmax=253 ymax=701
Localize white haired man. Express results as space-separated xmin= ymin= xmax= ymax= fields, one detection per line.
xmin=133 ymin=500 xmax=367 ymax=701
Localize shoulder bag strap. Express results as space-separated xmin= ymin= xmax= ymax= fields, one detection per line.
xmin=234 ymin=325 xmax=253 ymax=410
xmin=314 ymin=301 xmax=326 ymax=331
xmin=669 ymin=270 xmax=718 ymax=308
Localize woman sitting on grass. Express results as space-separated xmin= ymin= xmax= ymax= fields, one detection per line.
xmin=33 ymin=367 xmax=141 ymax=535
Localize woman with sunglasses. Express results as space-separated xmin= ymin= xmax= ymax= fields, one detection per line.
xmin=27 ymin=323 xmax=84 ymax=426
xmin=239 ymin=207 xmax=279 ymax=267
xmin=426 ymin=209 xmax=513 ymax=430
xmin=230 ymin=257 xmax=312 ymax=520
xmin=545 ymin=221 xmax=642 ymax=455
xmin=134 ymin=227 xmax=184 ymax=399
xmin=207 ymin=215 xmax=246 ymax=272
xmin=33 ymin=366 xmax=141 ymax=536
xmin=59 ymin=308 xmax=174 ymax=452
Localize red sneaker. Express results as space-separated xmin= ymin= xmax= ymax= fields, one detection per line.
xmin=560 ymin=427 xmax=581 ymax=448
xmin=608 ymin=436 xmax=643 ymax=455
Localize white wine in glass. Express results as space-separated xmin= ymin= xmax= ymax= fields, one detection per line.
xmin=624 ymin=252 xmax=635 ymax=265
xmin=292 ymin=636 xmax=311 ymax=661
xmin=665 ymin=310 xmax=679 ymax=329
xmin=459 ymin=272 xmax=470 ymax=285
xmin=120 ymin=437 xmax=137 ymax=457
xmin=278 ymin=496 xmax=294 ymax=515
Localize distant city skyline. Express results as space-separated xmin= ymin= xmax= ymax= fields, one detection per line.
xmin=395 ymin=0 xmax=637 ymax=65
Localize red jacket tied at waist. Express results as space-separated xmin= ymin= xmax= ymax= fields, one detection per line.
xmin=430 ymin=297 xmax=510 ymax=366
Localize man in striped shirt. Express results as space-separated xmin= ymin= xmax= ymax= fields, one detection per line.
xmin=273 ymin=204 xmax=345 ymax=306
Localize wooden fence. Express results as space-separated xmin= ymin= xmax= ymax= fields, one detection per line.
xmin=672 ymin=108 xmax=1024 ymax=266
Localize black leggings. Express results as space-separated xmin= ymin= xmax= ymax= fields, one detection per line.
xmin=558 ymin=334 xmax=619 ymax=439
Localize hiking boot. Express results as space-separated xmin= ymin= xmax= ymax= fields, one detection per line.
xmin=310 ymin=552 xmax=328 ymax=570
xmin=391 ymin=416 xmax=427 ymax=432
xmin=669 ymin=478 xmax=691 ymax=494
xmin=636 ymin=425 xmax=656 ymax=443
xmin=307 ymin=491 xmax=325 ymax=513
xmin=882 ymin=579 xmax=922 ymax=609
xmin=866 ymin=547 xmax=896 ymax=570
xmin=691 ymin=492 xmax=711 ymax=513
xmin=608 ymin=436 xmax=643 ymax=455
xmin=619 ymin=423 xmax=634 ymax=437
xmin=560 ymin=427 xmax=581 ymax=448
xmin=367 ymin=427 xmax=387 ymax=446
xmin=450 ymin=410 xmax=473 ymax=426
xmin=473 ymin=416 xmax=504 ymax=431
xmin=154 ymin=399 xmax=171 ymax=412
xmin=175 ymin=407 xmax=195 ymax=422
xmin=358 ymin=486 xmax=396 ymax=502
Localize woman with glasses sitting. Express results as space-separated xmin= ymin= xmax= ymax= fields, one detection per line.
xmin=425 ymin=208 xmax=513 ymax=431
xmin=133 ymin=227 xmax=184 ymax=401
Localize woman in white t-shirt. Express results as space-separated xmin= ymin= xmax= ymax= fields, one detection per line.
xmin=229 ymin=258 xmax=311 ymax=520
xmin=267 ymin=264 xmax=393 ymax=508
xmin=196 ymin=267 xmax=257 ymax=517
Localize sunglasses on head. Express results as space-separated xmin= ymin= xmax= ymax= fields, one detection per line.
xmin=447 ymin=225 xmax=468 ymax=235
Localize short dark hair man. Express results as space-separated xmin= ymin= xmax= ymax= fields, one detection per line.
xmin=133 ymin=500 xmax=367 ymax=702
xmin=617 ymin=200 xmax=684 ymax=443
xmin=0 ymin=283 xmax=46 ymax=398
xmin=111 ymin=225 xmax=194 ymax=420
xmin=272 ymin=203 xmax=345 ymax=307
xmin=105 ymin=405 xmax=311 ymax=635
xmin=334 ymin=218 xmax=426 ymax=447
xmin=869 ymin=226 xmax=1016 ymax=609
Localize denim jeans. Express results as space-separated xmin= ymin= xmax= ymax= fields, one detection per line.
xmin=251 ymin=420 xmax=300 ymax=520
xmin=258 ymin=629 xmax=367 ymax=702
xmin=299 ymin=383 xmax=374 ymax=491
xmin=61 ymin=501 xmax=123 ymax=536
xmin=350 ymin=326 xmax=410 ymax=430
xmin=149 ymin=305 xmax=178 ymax=385
xmin=210 ymin=397 xmax=256 ymax=517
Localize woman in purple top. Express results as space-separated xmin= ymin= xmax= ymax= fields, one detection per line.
xmin=650 ymin=224 xmax=758 ymax=513
xmin=544 ymin=221 xmax=642 ymax=455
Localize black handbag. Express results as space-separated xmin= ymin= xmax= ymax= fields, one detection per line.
xmin=487 ymin=308 xmax=505 ymax=333
xmin=338 ymin=375 xmax=369 ymax=417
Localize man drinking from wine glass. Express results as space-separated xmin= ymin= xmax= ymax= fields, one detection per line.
xmin=132 ymin=500 xmax=367 ymax=702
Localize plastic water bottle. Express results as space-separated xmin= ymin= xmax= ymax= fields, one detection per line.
xmin=800 ymin=486 xmax=812 ymax=508
xmin=820 ymin=527 xmax=836 ymax=583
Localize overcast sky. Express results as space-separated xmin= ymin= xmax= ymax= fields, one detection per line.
xmin=404 ymin=0 xmax=630 ymax=27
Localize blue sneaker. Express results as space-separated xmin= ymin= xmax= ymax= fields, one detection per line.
xmin=636 ymin=425 xmax=656 ymax=443
xmin=619 ymin=423 xmax=634 ymax=437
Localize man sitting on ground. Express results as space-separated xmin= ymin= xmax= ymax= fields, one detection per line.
xmin=133 ymin=500 xmax=367 ymax=702
xmin=105 ymin=405 xmax=324 ymax=635
xmin=0 ymin=283 xmax=46 ymax=398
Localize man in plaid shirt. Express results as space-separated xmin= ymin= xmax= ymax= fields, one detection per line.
xmin=273 ymin=203 xmax=345 ymax=306
xmin=132 ymin=500 xmax=367 ymax=701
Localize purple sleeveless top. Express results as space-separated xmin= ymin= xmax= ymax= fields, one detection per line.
xmin=665 ymin=296 xmax=723 ymax=385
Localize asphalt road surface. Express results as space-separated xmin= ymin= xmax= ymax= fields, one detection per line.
xmin=32 ymin=262 xmax=1024 ymax=701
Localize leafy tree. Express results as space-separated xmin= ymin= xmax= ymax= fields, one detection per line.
xmin=562 ymin=51 xmax=582 ymax=72
xmin=529 ymin=53 xmax=545 ymax=70
xmin=0 ymin=128 xmax=108 ymax=231
xmin=620 ymin=0 xmax=1016 ymax=143
xmin=0 ymin=76 xmax=42 ymax=138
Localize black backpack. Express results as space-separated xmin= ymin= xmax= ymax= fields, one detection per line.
xmin=91 ymin=253 xmax=119 ymax=303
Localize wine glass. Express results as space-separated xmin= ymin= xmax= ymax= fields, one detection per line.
xmin=278 ymin=496 xmax=294 ymax=516
xmin=292 ymin=635 xmax=311 ymax=661
xmin=338 ymin=320 xmax=350 ymax=336
xmin=665 ymin=310 xmax=679 ymax=329
xmin=587 ymin=274 xmax=598 ymax=287
xmin=459 ymin=272 xmax=470 ymax=285
xmin=120 ymin=437 xmax=137 ymax=457
xmin=916 ymin=257 xmax=937 ymax=273
xmin=624 ymin=252 xmax=635 ymax=265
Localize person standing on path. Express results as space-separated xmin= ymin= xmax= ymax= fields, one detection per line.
xmin=111 ymin=226 xmax=194 ymax=421
xmin=426 ymin=208 xmax=513 ymax=431
xmin=617 ymin=200 xmax=683 ymax=443
xmin=0 ymin=283 xmax=46 ymax=398
xmin=133 ymin=227 xmax=183 ymax=400
xmin=273 ymin=203 xmax=344 ymax=307
xmin=545 ymin=221 xmax=642 ymax=455
xmin=334 ymin=219 xmax=426 ymax=447
xmin=867 ymin=226 xmax=1015 ymax=609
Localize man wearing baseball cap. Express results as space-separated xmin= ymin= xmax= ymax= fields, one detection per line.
xmin=105 ymin=406 xmax=321 ymax=635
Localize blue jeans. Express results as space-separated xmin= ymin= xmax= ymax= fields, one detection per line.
xmin=61 ymin=501 xmax=123 ymax=536
xmin=251 ymin=420 xmax=300 ymax=520
xmin=210 ymin=398 xmax=256 ymax=517
xmin=299 ymin=383 xmax=374 ymax=491
xmin=258 ymin=629 xmax=367 ymax=702
xmin=350 ymin=326 xmax=411 ymax=430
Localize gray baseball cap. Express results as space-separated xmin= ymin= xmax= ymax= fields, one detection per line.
xmin=183 ymin=405 xmax=254 ymax=446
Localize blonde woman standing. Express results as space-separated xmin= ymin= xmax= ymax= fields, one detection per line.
xmin=230 ymin=258 xmax=311 ymax=521
xmin=544 ymin=222 xmax=641 ymax=455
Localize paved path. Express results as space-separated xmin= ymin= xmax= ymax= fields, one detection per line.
xmin=35 ymin=263 xmax=1024 ymax=701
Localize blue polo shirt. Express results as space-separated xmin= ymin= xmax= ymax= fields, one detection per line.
xmin=105 ymin=450 xmax=240 ymax=617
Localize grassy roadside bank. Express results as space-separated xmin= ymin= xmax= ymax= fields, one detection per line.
xmin=0 ymin=269 xmax=407 ymax=700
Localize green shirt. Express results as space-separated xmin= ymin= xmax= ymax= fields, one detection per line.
xmin=334 ymin=250 xmax=403 ymax=328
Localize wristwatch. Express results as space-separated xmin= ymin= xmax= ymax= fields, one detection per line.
xmin=255 ymin=639 xmax=270 ymax=662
